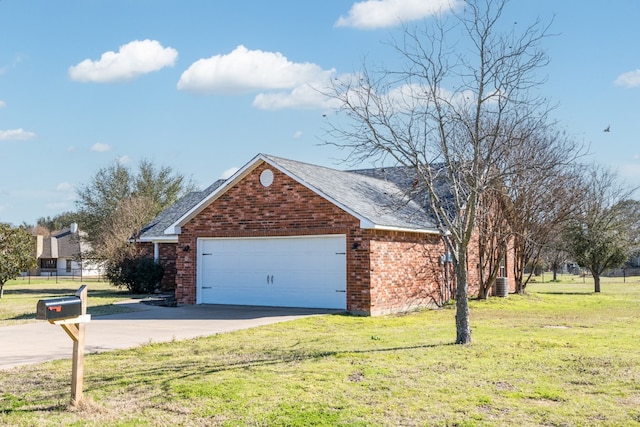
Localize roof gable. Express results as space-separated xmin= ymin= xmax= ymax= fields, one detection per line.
xmin=37 ymin=226 xmax=83 ymax=259
xmin=162 ymin=154 xmax=439 ymax=236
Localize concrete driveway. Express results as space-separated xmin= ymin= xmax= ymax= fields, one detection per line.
xmin=0 ymin=301 xmax=337 ymax=371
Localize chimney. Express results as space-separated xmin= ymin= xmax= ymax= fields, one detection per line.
xmin=70 ymin=222 xmax=78 ymax=233
xmin=36 ymin=235 xmax=44 ymax=258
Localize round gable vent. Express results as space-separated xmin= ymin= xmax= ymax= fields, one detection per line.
xmin=260 ymin=169 xmax=274 ymax=187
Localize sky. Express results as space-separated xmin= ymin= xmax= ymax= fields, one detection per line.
xmin=1 ymin=0 xmax=639 ymax=226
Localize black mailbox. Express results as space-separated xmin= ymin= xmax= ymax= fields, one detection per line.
xmin=36 ymin=296 xmax=83 ymax=321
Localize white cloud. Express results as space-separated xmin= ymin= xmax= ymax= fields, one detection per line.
xmin=56 ymin=182 xmax=74 ymax=192
xmin=252 ymin=81 xmax=341 ymax=110
xmin=335 ymin=0 xmax=462 ymax=29
xmin=0 ymin=128 xmax=36 ymax=141
xmin=178 ymin=45 xmax=334 ymax=95
xmin=91 ymin=142 xmax=111 ymax=152
xmin=117 ymin=155 xmax=131 ymax=164
xmin=614 ymin=69 xmax=640 ymax=88
xmin=0 ymin=100 xmax=6 ymax=108
xmin=293 ymin=130 xmax=303 ymax=139
xmin=221 ymin=167 xmax=239 ymax=179
xmin=619 ymin=163 xmax=640 ymax=183
xmin=69 ymin=39 xmax=178 ymax=83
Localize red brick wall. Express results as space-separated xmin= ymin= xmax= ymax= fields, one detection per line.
xmin=157 ymin=243 xmax=177 ymax=292
xmin=466 ymin=227 xmax=517 ymax=296
xmin=365 ymin=230 xmax=448 ymax=315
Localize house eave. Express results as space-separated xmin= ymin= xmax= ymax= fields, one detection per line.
xmin=137 ymin=235 xmax=179 ymax=243
xmin=363 ymin=224 xmax=442 ymax=235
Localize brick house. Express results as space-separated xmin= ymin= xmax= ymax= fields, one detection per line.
xmin=138 ymin=154 xmax=514 ymax=315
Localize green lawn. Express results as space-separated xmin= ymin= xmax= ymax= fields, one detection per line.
xmin=0 ymin=278 xmax=145 ymax=326
xmin=1 ymin=276 xmax=639 ymax=426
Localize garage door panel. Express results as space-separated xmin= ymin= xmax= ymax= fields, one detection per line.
xmin=197 ymin=235 xmax=346 ymax=309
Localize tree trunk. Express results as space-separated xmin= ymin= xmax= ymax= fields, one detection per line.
xmin=513 ymin=237 xmax=525 ymax=294
xmin=593 ymin=274 xmax=601 ymax=293
xmin=0 ymin=283 xmax=4 ymax=299
xmin=454 ymin=251 xmax=472 ymax=344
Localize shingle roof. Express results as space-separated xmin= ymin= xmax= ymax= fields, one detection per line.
xmin=38 ymin=227 xmax=83 ymax=259
xmin=138 ymin=180 xmax=225 ymax=241
xmin=348 ymin=164 xmax=455 ymax=224
xmin=262 ymin=155 xmax=439 ymax=232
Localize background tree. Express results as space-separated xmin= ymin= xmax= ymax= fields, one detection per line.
xmin=501 ymin=126 xmax=583 ymax=293
xmin=540 ymin=234 xmax=571 ymax=282
xmin=35 ymin=211 xmax=81 ymax=234
xmin=563 ymin=167 xmax=637 ymax=292
xmin=93 ymin=196 xmax=156 ymax=262
xmin=76 ymin=159 xmax=195 ymax=262
xmin=76 ymin=161 xmax=132 ymax=247
xmin=326 ymin=0 xmax=552 ymax=344
xmin=135 ymin=159 xmax=189 ymax=216
xmin=0 ymin=223 xmax=37 ymax=298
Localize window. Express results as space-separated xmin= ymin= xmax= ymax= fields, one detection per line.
xmin=66 ymin=260 xmax=72 ymax=273
xmin=40 ymin=259 xmax=56 ymax=269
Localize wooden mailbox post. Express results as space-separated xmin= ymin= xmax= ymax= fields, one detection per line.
xmin=36 ymin=285 xmax=91 ymax=405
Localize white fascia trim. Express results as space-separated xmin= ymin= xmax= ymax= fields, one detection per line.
xmin=137 ymin=236 xmax=179 ymax=243
xmin=364 ymin=224 xmax=443 ymax=235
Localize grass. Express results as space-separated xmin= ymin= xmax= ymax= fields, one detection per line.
xmin=0 ymin=278 xmax=146 ymax=326
xmin=1 ymin=276 xmax=639 ymax=426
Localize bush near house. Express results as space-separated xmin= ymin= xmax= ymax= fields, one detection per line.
xmin=106 ymin=256 xmax=164 ymax=294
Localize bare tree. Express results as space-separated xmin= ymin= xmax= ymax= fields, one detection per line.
xmin=326 ymin=0 xmax=552 ymax=344
xmin=476 ymin=186 xmax=511 ymax=299
xmin=540 ymin=234 xmax=571 ymax=282
xmin=92 ymin=196 xmax=156 ymax=263
xmin=563 ymin=167 xmax=637 ymax=292
xmin=500 ymin=126 xmax=584 ymax=293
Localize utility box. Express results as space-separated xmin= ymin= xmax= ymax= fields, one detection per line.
xmin=36 ymin=296 xmax=83 ymax=321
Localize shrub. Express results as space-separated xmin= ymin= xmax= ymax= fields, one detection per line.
xmin=106 ymin=256 xmax=164 ymax=294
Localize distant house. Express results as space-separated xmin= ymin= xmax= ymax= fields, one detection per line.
xmin=138 ymin=153 xmax=516 ymax=315
xmin=34 ymin=223 xmax=104 ymax=278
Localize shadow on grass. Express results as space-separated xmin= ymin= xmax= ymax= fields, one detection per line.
xmin=0 ymin=339 xmax=452 ymax=415
xmin=87 ymin=304 xmax=141 ymax=317
xmin=7 ymin=304 xmax=141 ymax=321
xmin=7 ymin=312 xmax=35 ymax=321
xmin=3 ymin=287 xmax=86 ymax=297
xmin=85 ymin=340 xmax=454 ymax=395
xmin=4 ymin=286 xmax=146 ymax=300
xmin=535 ymin=291 xmax=594 ymax=295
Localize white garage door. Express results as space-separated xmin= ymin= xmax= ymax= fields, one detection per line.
xmin=197 ymin=235 xmax=347 ymax=309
